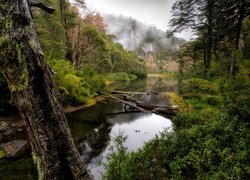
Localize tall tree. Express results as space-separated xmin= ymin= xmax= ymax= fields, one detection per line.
xmin=85 ymin=12 xmax=107 ymax=34
xmin=214 ymin=0 xmax=250 ymax=76
xmin=216 ymin=0 xmax=250 ymax=49
xmin=169 ymin=0 xmax=216 ymax=72
xmin=0 ymin=0 xmax=91 ymax=179
xmin=58 ymin=0 xmax=81 ymax=61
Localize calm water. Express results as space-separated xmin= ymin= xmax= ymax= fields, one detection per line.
xmin=68 ymin=100 xmax=172 ymax=179
xmin=67 ymin=75 xmax=177 ymax=179
xmin=0 ymin=75 xmax=177 ymax=179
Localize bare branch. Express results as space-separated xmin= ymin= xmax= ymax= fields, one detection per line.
xmin=28 ymin=0 xmax=55 ymax=14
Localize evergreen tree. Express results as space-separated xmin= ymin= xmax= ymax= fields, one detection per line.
xmin=170 ymin=0 xmax=217 ymax=72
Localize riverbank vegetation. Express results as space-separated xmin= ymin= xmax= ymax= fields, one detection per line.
xmin=104 ymin=57 xmax=250 ymax=179
xmin=104 ymin=0 xmax=250 ymax=178
xmin=0 ymin=0 xmax=147 ymax=112
xmin=0 ymin=0 xmax=249 ymax=179
xmin=35 ymin=0 xmax=147 ymax=105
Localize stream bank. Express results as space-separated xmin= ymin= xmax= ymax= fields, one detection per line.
xmin=0 ymin=74 xmax=179 ymax=179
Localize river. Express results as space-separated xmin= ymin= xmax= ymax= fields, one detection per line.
xmin=0 ymin=74 xmax=178 ymax=179
xmin=68 ymin=74 xmax=177 ymax=179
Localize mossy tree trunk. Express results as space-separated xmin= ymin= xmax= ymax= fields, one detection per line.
xmin=0 ymin=0 xmax=91 ymax=179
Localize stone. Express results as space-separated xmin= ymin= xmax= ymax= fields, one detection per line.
xmin=10 ymin=123 xmax=17 ymax=128
xmin=2 ymin=129 xmax=15 ymax=141
xmin=0 ymin=140 xmax=30 ymax=158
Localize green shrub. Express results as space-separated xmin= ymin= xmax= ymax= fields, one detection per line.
xmin=50 ymin=60 xmax=93 ymax=105
xmin=113 ymin=72 xmax=130 ymax=82
xmin=87 ymin=75 xmax=106 ymax=92
xmin=128 ymin=74 xmax=137 ymax=81
xmin=182 ymin=78 xmax=218 ymax=98
xmin=202 ymin=95 xmax=222 ymax=106
xmin=60 ymin=74 xmax=91 ymax=105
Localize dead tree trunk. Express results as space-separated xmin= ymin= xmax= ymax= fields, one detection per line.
xmin=0 ymin=0 xmax=91 ymax=179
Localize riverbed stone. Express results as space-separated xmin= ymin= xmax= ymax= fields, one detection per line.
xmin=0 ymin=140 xmax=30 ymax=158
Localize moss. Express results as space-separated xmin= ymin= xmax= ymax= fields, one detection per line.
xmin=0 ymin=6 xmax=30 ymax=92
xmin=0 ymin=155 xmax=37 ymax=179
xmin=0 ymin=148 xmax=5 ymax=159
xmin=32 ymin=153 xmax=43 ymax=180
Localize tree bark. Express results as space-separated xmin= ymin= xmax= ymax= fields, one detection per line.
xmin=0 ymin=0 xmax=91 ymax=179
xmin=205 ymin=0 xmax=214 ymax=73
xmin=235 ymin=0 xmax=246 ymax=50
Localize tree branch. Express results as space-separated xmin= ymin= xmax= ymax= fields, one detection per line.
xmin=28 ymin=0 xmax=55 ymax=14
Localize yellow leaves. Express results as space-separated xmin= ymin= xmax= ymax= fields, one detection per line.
xmin=165 ymin=92 xmax=193 ymax=113
xmin=0 ymin=148 xmax=5 ymax=159
xmin=105 ymin=79 xmax=112 ymax=86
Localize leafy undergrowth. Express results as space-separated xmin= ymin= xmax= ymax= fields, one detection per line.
xmin=0 ymin=155 xmax=37 ymax=180
xmin=104 ymin=73 xmax=250 ymax=179
xmin=165 ymin=92 xmax=192 ymax=113
xmin=49 ymin=59 xmax=141 ymax=107
xmin=0 ymin=148 xmax=5 ymax=159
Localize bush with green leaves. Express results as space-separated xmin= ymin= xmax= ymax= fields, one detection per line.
xmin=182 ymin=78 xmax=218 ymax=99
xmin=105 ymin=71 xmax=250 ymax=179
xmin=49 ymin=60 xmax=92 ymax=105
xmin=105 ymin=112 xmax=249 ymax=179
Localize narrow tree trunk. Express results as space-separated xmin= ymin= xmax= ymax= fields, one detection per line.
xmin=235 ymin=0 xmax=246 ymax=50
xmin=205 ymin=0 xmax=214 ymax=73
xmin=230 ymin=0 xmax=246 ymax=77
xmin=0 ymin=0 xmax=91 ymax=179
xmin=203 ymin=42 xmax=208 ymax=74
xmin=58 ymin=0 xmax=73 ymax=61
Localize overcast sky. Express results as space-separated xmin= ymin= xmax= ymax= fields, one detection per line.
xmin=84 ymin=0 xmax=192 ymax=40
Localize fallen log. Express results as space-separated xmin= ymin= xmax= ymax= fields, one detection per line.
xmin=100 ymin=91 xmax=149 ymax=113
xmin=101 ymin=91 xmax=178 ymax=116
xmin=122 ymin=94 xmax=142 ymax=104
xmin=152 ymin=107 xmax=177 ymax=116
xmin=112 ymin=91 xmax=149 ymax=95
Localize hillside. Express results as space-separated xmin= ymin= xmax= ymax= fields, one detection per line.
xmin=103 ymin=14 xmax=186 ymax=72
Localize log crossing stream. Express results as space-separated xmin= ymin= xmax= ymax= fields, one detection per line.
xmin=0 ymin=74 xmax=179 ymax=179
xmin=100 ymin=91 xmax=179 ymax=116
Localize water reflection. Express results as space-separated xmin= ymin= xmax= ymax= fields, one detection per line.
xmin=77 ymin=123 xmax=112 ymax=164
xmin=108 ymin=113 xmax=172 ymax=151
xmin=119 ymin=75 xmax=178 ymax=93
xmin=71 ymin=105 xmax=172 ymax=179
xmin=68 ymin=75 xmax=177 ymax=179
xmin=0 ymin=75 xmax=177 ymax=179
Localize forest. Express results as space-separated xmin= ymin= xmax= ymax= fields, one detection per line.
xmin=0 ymin=0 xmax=249 ymax=179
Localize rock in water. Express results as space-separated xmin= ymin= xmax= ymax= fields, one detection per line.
xmin=0 ymin=140 xmax=30 ymax=158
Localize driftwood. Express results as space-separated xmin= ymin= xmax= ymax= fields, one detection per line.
xmin=101 ymin=91 xmax=178 ymax=116
xmin=100 ymin=92 xmax=149 ymax=113
xmin=112 ymin=91 xmax=150 ymax=95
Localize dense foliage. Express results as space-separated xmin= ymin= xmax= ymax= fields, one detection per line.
xmin=104 ymin=62 xmax=250 ymax=179
xmin=104 ymin=0 xmax=250 ymax=179
xmin=0 ymin=1 xmax=147 ymax=111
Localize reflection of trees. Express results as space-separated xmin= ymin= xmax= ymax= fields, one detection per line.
xmin=67 ymin=100 xmax=123 ymax=163
xmin=108 ymin=112 xmax=147 ymax=125
xmin=77 ymin=122 xmax=112 ymax=164
xmin=146 ymin=77 xmax=178 ymax=93
xmin=119 ymin=79 xmax=147 ymax=92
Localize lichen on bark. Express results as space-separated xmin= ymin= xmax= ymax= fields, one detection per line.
xmin=32 ymin=153 xmax=44 ymax=180
xmin=0 ymin=3 xmax=30 ymax=92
